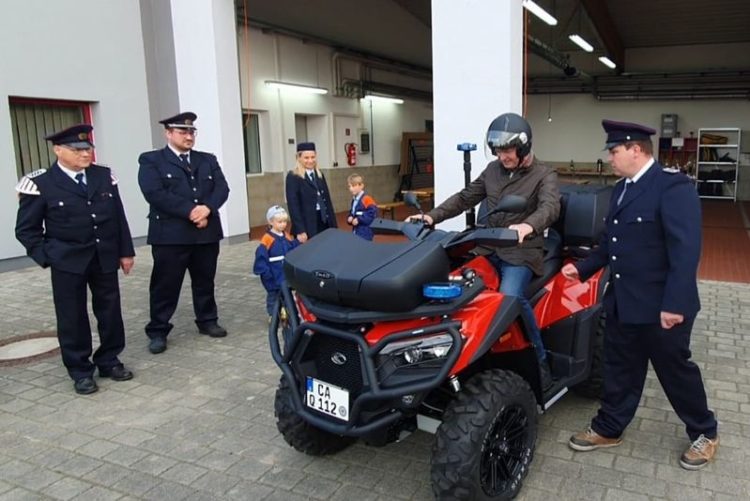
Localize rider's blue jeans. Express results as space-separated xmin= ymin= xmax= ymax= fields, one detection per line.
xmin=489 ymin=256 xmax=547 ymax=363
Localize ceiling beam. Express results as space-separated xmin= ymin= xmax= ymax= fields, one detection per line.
xmin=580 ymin=0 xmax=624 ymax=71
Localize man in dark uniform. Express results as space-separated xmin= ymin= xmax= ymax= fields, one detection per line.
xmin=15 ymin=124 xmax=135 ymax=395
xmin=562 ymin=119 xmax=718 ymax=470
xmin=138 ymin=112 xmax=230 ymax=354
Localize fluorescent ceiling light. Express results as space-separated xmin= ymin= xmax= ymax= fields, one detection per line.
xmin=522 ymin=0 xmax=558 ymax=26
xmin=569 ymin=34 xmax=594 ymax=52
xmin=598 ymin=56 xmax=617 ymax=69
xmin=265 ymin=80 xmax=328 ymax=94
xmin=361 ymin=95 xmax=404 ymax=104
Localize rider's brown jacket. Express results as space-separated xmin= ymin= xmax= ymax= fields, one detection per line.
xmin=426 ymin=155 xmax=560 ymax=276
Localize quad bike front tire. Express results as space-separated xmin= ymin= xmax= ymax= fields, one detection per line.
xmin=274 ymin=376 xmax=356 ymax=455
xmin=431 ymin=370 xmax=537 ymax=500
xmin=573 ymin=311 xmax=606 ymax=399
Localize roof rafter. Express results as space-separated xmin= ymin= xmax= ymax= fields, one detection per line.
xmin=581 ymin=0 xmax=624 ymax=70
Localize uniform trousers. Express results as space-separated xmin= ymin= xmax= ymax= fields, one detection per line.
xmin=145 ymin=243 xmax=220 ymax=338
xmin=50 ymin=253 xmax=125 ymax=380
xmin=592 ymin=310 xmax=717 ymax=441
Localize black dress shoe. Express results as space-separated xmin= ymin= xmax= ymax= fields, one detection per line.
xmin=74 ymin=377 xmax=98 ymax=395
xmin=198 ymin=324 xmax=227 ymax=338
xmin=149 ymin=337 xmax=167 ymax=354
xmin=99 ymin=364 xmax=134 ymax=381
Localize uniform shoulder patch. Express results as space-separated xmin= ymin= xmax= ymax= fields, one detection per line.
xmin=662 ymin=167 xmax=680 ymax=174
xmin=15 ymin=169 xmax=46 ymax=195
xmin=110 ymin=171 xmax=119 ymax=185
xmin=260 ymin=233 xmax=276 ymax=249
xmin=26 ymin=168 xmax=47 ymax=178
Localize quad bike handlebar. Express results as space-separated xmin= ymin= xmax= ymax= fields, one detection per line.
xmin=370 ymin=212 xmax=522 ymax=254
xmin=372 ymin=189 xmax=528 ymax=254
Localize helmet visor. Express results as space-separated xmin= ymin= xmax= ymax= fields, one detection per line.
xmin=487 ymin=130 xmax=526 ymax=150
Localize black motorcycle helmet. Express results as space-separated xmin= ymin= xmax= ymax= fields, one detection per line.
xmin=486 ymin=112 xmax=533 ymax=163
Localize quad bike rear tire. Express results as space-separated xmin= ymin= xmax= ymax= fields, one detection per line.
xmin=274 ymin=376 xmax=356 ymax=455
xmin=431 ymin=370 xmax=537 ymax=500
xmin=573 ymin=311 xmax=606 ymax=399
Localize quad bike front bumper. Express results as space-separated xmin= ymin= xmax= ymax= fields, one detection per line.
xmin=269 ymin=289 xmax=463 ymax=436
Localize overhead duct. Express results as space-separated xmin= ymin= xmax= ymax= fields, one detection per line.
xmin=526 ymin=35 xmax=591 ymax=81
xmin=239 ymin=10 xmax=750 ymax=102
xmin=530 ymin=70 xmax=750 ymax=100
xmin=340 ymin=78 xmax=432 ymax=102
xmin=332 ymin=51 xmax=431 ymax=100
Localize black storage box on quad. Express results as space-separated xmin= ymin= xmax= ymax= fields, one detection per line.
xmin=284 ymin=229 xmax=450 ymax=312
xmin=555 ymin=184 xmax=613 ymax=247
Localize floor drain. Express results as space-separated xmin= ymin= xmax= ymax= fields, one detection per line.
xmin=0 ymin=332 xmax=59 ymax=367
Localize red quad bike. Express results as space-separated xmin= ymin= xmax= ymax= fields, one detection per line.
xmin=269 ymin=146 xmax=613 ymax=500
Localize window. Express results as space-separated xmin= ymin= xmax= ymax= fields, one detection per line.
xmin=9 ymin=98 xmax=90 ymax=177
xmin=243 ymin=112 xmax=262 ymax=174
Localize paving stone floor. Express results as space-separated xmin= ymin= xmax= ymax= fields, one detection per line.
xmin=0 ymin=241 xmax=748 ymax=500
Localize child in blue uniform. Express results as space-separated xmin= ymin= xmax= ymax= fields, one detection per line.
xmin=253 ymin=205 xmax=300 ymax=316
xmin=346 ymin=173 xmax=378 ymax=241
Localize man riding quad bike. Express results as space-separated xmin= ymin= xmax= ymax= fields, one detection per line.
xmin=268 ymin=129 xmax=612 ymax=500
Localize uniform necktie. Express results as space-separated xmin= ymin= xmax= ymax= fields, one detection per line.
xmin=307 ymin=172 xmax=328 ymax=224
xmin=75 ymin=173 xmax=87 ymax=194
xmin=617 ymin=180 xmax=631 ymax=206
xmin=179 ymin=153 xmax=191 ymax=171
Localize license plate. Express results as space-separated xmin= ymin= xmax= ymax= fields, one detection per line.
xmin=306 ymin=377 xmax=349 ymax=422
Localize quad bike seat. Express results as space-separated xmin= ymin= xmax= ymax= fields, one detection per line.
xmin=284 ymin=229 xmax=450 ymax=312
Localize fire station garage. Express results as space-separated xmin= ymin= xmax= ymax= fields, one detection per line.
xmin=0 ymin=2 xmax=750 ymax=501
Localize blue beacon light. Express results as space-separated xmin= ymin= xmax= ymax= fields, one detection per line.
xmin=423 ymin=283 xmax=462 ymax=300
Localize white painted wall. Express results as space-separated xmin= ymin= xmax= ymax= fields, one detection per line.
xmin=239 ymin=26 xmax=434 ymax=173
xmin=169 ymin=0 xmax=249 ymax=238
xmin=0 ymin=0 xmax=152 ymax=260
xmin=431 ymin=0 xmax=523 ymax=231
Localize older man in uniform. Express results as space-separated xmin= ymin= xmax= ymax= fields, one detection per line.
xmin=138 ymin=112 xmax=230 ymax=354
xmin=15 ymin=124 xmax=135 ymax=395
xmin=562 ymin=120 xmax=718 ymax=470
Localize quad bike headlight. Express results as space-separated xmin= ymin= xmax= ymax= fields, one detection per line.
xmin=379 ymin=334 xmax=454 ymax=368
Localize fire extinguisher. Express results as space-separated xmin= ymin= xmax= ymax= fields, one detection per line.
xmin=345 ymin=143 xmax=357 ymax=166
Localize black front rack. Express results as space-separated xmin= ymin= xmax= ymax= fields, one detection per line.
xmin=269 ymin=285 xmax=463 ymax=436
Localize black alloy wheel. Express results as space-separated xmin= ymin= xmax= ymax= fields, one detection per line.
xmin=480 ymin=405 xmax=532 ymax=497
xmin=431 ymin=369 xmax=537 ymax=500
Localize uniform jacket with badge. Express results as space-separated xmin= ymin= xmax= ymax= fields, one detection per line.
xmin=285 ymin=170 xmax=337 ymax=237
xmin=253 ymin=230 xmax=300 ymax=292
xmin=348 ymin=192 xmax=378 ymax=240
xmin=575 ymin=162 xmax=701 ymax=324
xmin=138 ymin=147 xmax=230 ymax=245
xmin=15 ymin=164 xmax=135 ymax=274
xmin=426 ymin=156 xmax=560 ymax=276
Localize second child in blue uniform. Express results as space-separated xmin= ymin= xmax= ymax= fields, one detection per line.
xmin=253 ymin=205 xmax=300 ymax=316
xmin=346 ymin=173 xmax=378 ymax=241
